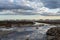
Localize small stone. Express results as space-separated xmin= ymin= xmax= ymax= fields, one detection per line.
xmin=36 ymin=27 xmax=39 ymax=29
xmin=25 ymin=38 xmax=29 ymax=40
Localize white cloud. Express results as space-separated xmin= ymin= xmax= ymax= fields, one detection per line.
xmin=0 ymin=0 xmax=60 ymax=16
xmin=9 ymin=0 xmax=14 ymax=3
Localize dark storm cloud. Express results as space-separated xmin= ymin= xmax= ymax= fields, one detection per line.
xmin=0 ymin=0 xmax=60 ymax=15
xmin=0 ymin=0 xmax=33 ymax=10
xmin=0 ymin=5 xmax=33 ymax=10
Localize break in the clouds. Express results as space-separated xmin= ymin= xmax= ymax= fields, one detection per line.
xmin=0 ymin=0 xmax=60 ymax=16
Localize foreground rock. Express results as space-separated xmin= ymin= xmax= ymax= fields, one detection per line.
xmin=46 ymin=27 xmax=60 ymax=40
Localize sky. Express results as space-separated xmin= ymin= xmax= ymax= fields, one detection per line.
xmin=0 ymin=0 xmax=60 ymax=16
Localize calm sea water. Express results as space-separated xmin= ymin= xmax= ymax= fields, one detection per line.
xmin=0 ymin=25 xmax=56 ymax=40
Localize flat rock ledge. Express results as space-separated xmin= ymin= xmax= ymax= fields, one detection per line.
xmin=46 ymin=27 xmax=60 ymax=40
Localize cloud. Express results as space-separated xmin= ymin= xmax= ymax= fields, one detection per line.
xmin=0 ymin=0 xmax=44 ymax=10
xmin=0 ymin=5 xmax=33 ymax=10
xmin=0 ymin=0 xmax=44 ymax=15
xmin=0 ymin=0 xmax=33 ymax=10
xmin=0 ymin=9 xmax=40 ymax=15
xmin=0 ymin=0 xmax=60 ymax=16
xmin=41 ymin=0 xmax=60 ymax=9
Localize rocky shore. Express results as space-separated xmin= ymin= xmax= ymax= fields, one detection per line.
xmin=46 ymin=27 xmax=60 ymax=40
xmin=0 ymin=20 xmax=60 ymax=40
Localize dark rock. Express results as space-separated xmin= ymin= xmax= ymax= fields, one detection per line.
xmin=46 ymin=27 xmax=60 ymax=40
xmin=36 ymin=27 xmax=39 ymax=29
xmin=25 ymin=38 xmax=29 ymax=40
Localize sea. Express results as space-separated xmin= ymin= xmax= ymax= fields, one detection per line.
xmin=0 ymin=24 xmax=57 ymax=40
xmin=0 ymin=14 xmax=59 ymax=40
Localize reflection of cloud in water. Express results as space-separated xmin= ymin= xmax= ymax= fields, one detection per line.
xmin=1 ymin=25 xmax=56 ymax=40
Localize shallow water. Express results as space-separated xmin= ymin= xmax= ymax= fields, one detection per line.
xmin=0 ymin=25 xmax=56 ymax=40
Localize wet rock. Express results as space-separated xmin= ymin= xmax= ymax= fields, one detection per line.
xmin=25 ymin=38 xmax=29 ymax=40
xmin=46 ymin=27 xmax=60 ymax=40
xmin=36 ymin=27 xmax=39 ymax=29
